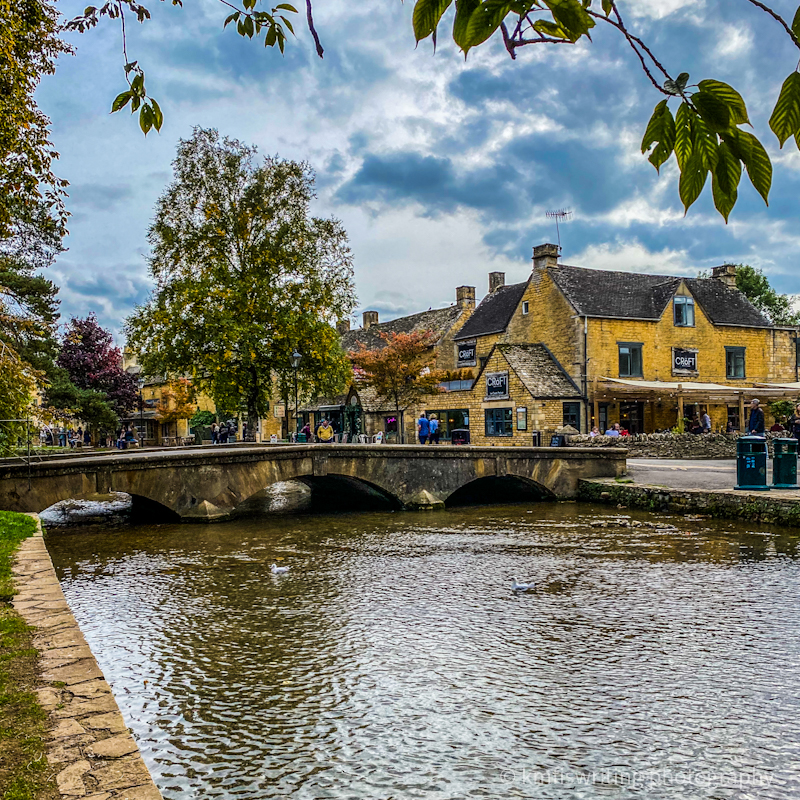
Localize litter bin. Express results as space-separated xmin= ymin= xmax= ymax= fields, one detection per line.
xmin=451 ymin=428 xmax=470 ymax=446
xmin=549 ymin=434 xmax=566 ymax=447
xmin=735 ymin=435 xmax=769 ymax=491
xmin=296 ymin=433 xmax=307 ymax=443
xmin=531 ymin=431 xmax=542 ymax=447
xmin=772 ymin=437 xmax=799 ymax=489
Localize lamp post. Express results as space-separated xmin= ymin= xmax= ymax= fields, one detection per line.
xmin=137 ymin=377 xmax=145 ymax=448
xmin=291 ymin=349 xmax=302 ymax=438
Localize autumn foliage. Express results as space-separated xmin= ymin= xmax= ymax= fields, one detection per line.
xmin=155 ymin=379 xmax=195 ymax=437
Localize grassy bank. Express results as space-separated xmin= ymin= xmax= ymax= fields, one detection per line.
xmin=0 ymin=511 xmax=58 ymax=800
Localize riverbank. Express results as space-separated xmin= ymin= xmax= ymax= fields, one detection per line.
xmin=6 ymin=511 xmax=163 ymax=799
xmin=580 ymin=478 xmax=800 ymax=527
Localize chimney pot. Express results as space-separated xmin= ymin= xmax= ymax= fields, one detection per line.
xmin=532 ymin=243 xmax=560 ymax=270
xmin=456 ymin=285 xmax=476 ymax=309
xmin=336 ymin=319 xmax=351 ymax=335
xmin=711 ymin=264 xmax=737 ymax=289
xmin=362 ymin=310 xmax=379 ymax=330
xmin=489 ymin=272 xmax=505 ymax=294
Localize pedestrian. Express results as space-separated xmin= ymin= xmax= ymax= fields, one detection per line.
xmin=77 ymin=426 xmax=83 ymax=444
xmin=316 ymin=418 xmax=334 ymax=443
xmin=590 ymin=426 xmax=600 ymax=437
xmin=417 ymin=412 xmax=429 ymax=445
xmin=58 ymin=426 xmax=66 ymax=447
xmin=428 ymin=414 xmax=440 ymax=445
xmin=787 ymin=403 xmax=800 ymax=439
xmin=748 ymin=399 xmax=765 ymax=435
xmin=700 ymin=409 xmax=711 ymax=433
xmin=219 ymin=423 xmax=229 ymax=444
xmin=301 ymin=421 xmax=312 ymax=441
xmin=117 ymin=426 xmax=126 ymax=450
xmin=211 ymin=422 xmax=219 ymax=445
xmin=604 ymin=423 xmax=621 ymax=437
xmin=83 ymin=427 xmax=91 ymax=446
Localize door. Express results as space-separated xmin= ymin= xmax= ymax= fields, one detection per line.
xmin=619 ymin=401 xmax=645 ymax=434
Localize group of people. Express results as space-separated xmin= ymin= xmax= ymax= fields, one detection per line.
xmin=41 ymin=426 xmax=91 ymax=448
xmin=417 ymin=413 xmax=440 ymax=444
xmin=210 ymin=420 xmax=237 ymax=444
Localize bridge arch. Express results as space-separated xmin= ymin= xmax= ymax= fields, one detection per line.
xmin=444 ymin=474 xmax=555 ymax=508
xmin=38 ymin=491 xmax=180 ymax=525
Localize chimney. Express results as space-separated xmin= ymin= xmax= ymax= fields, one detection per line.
xmin=336 ymin=319 xmax=350 ymax=335
xmin=712 ymin=264 xmax=737 ymax=289
xmin=362 ymin=310 xmax=379 ymax=330
xmin=489 ymin=272 xmax=505 ymax=294
xmin=532 ymin=243 xmax=560 ymax=271
xmin=456 ymin=285 xmax=476 ymax=309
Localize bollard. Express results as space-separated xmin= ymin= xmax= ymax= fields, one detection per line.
xmin=735 ymin=435 xmax=769 ymax=491
xmin=772 ymin=437 xmax=799 ymax=489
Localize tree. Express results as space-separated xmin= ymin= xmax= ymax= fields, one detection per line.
xmin=55 ymin=314 xmax=138 ymax=417
xmin=155 ymin=378 xmax=195 ymax=438
xmin=734 ymin=264 xmax=800 ymax=327
xmin=124 ymin=127 xmax=357 ymax=434
xmin=350 ymin=330 xmax=447 ymax=443
xmin=0 ymin=341 xmax=37 ymax=454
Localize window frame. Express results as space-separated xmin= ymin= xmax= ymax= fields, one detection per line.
xmin=516 ymin=407 xmax=527 ymax=431
xmin=485 ymin=407 xmax=513 ymax=437
xmin=673 ymin=295 xmax=696 ymax=327
xmin=522 ymin=301 xmax=530 ymax=315
xmin=725 ymin=346 xmax=746 ymax=379
xmin=618 ymin=342 xmax=644 ymax=378
xmin=563 ymin=402 xmax=581 ymax=429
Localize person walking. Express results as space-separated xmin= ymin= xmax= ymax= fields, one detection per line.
xmin=787 ymin=403 xmax=800 ymax=440
xmin=83 ymin=427 xmax=91 ymax=447
xmin=700 ymin=409 xmax=711 ymax=433
xmin=219 ymin=423 xmax=229 ymax=444
xmin=417 ymin=412 xmax=429 ymax=445
xmin=316 ymin=418 xmax=334 ymax=443
xmin=428 ymin=414 xmax=440 ymax=445
xmin=748 ymin=399 xmax=765 ymax=435
xmin=211 ymin=422 xmax=219 ymax=445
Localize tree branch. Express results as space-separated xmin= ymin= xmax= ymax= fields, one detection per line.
xmin=743 ymin=0 xmax=800 ymax=49
xmin=306 ymin=0 xmax=324 ymax=58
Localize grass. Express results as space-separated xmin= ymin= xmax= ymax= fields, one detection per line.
xmin=0 ymin=511 xmax=58 ymax=800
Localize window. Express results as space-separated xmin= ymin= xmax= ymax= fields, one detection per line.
xmin=618 ymin=343 xmax=643 ymax=378
xmin=425 ymin=409 xmax=469 ymax=439
xmin=563 ymin=402 xmax=581 ymax=429
xmin=674 ymin=296 xmax=695 ymax=327
xmin=384 ymin=415 xmax=398 ymax=432
xmin=438 ymin=379 xmax=473 ymax=392
xmin=726 ymin=346 xmax=746 ymax=379
xmin=517 ymin=407 xmax=527 ymax=430
xmin=522 ymin=301 xmax=530 ymax=315
xmin=485 ymin=407 xmax=513 ymax=437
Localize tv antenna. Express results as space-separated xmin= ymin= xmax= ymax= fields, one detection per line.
xmin=545 ymin=208 xmax=573 ymax=251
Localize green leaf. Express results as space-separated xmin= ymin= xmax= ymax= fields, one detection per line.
xmin=111 ymin=90 xmax=132 ymax=113
xmin=697 ymin=79 xmax=749 ymax=125
xmin=601 ymin=0 xmax=613 ymax=15
xmin=693 ymin=90 xmax=730 ymax=133
xmin=275 ymin=3 xmax=298 ymax=10
xmin=792 ymin=4 xmax=800 ymax=39
xmin=724 ymin=129 xmax=771 ymax=205
xmin=678 ymin=152 xmax=708 ymax=214
xmin=139 ymin=103 xmax=153 ymax=135
xmin=532 ymin=19 xmax=570 ymax=39
xmin=544 ymin=0 xmax=594 ymax=41
xmin=675 ymin=72 xmax=689 ymax=92
xmin=674 ymin=102 xmax=694 ymax=171
xmin=768 ymin=72 xmax=800 ymax=148
xmin=711 ymin=142 xmax=741 ymax=222
xmin=244 ymin=14 xmax=255 ymax=37
xmin=413 ymin=0 xmax=454 ymax=41
xmin=641 ymin=99 xmax=669 ymax=153
xmin=641 ymin=100 xmax=675 ymax=172
xmin=465 ymin=0 xmax=511 ymax=47
xmin=150 ymin=98 xmax=163 ymax=132
xmin=453 ymin=0 xmax=481 ymax=53
xmin=224 ymin=12 xmax=237 ymax=27
xmin=692 ymin=115 xmax=719 ymax=171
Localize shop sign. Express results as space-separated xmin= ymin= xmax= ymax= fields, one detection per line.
xmin=274 ymin=402 xmax=286 ymax=418
xmin=457 ymin=340 xmax=477 ymax=367
xmin=485 ymin=371 xmax=509 ymax=398
xmin=673 ymin=348 xmax=698 ymax=373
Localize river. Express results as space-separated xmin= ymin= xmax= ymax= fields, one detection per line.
xmin=47 ymin=502 xmax=800 ymax=799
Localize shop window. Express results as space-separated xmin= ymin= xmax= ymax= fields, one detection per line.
xmin=438 ymin=379 xmax=473 ymax=392
xmin=384 ymin=416 xmax=398 ymax=432
xmin=674 ymin=296 xmax=695 ymax=327
xmin=485 ymin=407 xmax=513 ymax=437
xmin=517 ymin=407 xmax=527 ymax=431
xmin=618 ymin=343 xmax=643 ymax=378
xmin=727 ymin=406 xmax=740 ymax=432
xmin=522 ymin=301 xmax=530 ymax=315
xmin=726 ymin=347 xmax=746 ymax=379
xmin=427 ymin=409 xmax=469 ymax=438
xmin=563 ymin=402 xmax=580 ymax=429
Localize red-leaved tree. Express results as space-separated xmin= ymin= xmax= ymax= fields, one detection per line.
xmin=57 ymin=314 xmax=138 ymax=415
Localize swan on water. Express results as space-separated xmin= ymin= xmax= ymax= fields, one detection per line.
xmin=271 ymin=563 xmax=290 ymax=574
xmin=512 ymin=578 xmax=535 ymax=592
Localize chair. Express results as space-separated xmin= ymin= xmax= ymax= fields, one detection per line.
xmin=358 ymin=434 xmax=369 ymax=444
xmin=340 ymin=433 xmax=349 ymax=444
xmin=373 ymin=432 xmax=384 ymax=444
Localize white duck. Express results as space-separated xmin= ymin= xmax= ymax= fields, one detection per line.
xmin=511 ymin=577 xmax=535 ymax=592
xmin=271 ymin=563 xmax=290 ymax=575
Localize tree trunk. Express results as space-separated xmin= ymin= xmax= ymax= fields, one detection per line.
xmin=246 ymin=394 xmax=259 ymax=442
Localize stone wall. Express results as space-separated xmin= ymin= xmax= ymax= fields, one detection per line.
xmin=568 ymin=431 xmax=791 ymax=459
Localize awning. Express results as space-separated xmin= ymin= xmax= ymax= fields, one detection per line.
xmin=601 ymin=377 xmax=744 ymax=392
xmin=754 ymin=382 xmax=800 ymax=390
xmin=598 ymin=377 xmax=799 ymax=399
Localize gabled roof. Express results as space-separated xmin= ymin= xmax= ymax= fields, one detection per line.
xmin=497 ymin=344 xmax=582 ymax=398
xmin=453 ymin=281 xmax=528 ymax=341
xmin=341 ymin=305 xmax=464 ymax=352
xmin=547 ymin=264 xmax=773 ymax=327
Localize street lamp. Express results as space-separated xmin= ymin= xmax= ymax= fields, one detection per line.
xmin=137 ymin=377 xmax=145 ymax=447
xmin=291 ymin=349 xmax=302 ymax=438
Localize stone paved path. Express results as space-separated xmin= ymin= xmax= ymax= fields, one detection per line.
xmin=12 ymin=516 xmax=163 ymax=800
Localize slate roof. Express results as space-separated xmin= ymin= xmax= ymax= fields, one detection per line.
xmin=548 ymin=264 xmax=773 ymax=327
xmin=496 ymin=344 xmax=582 ymax=398
xmin=341 ymin=305 xmax=465 ymax=352
xmin=453 ymin=281 xmax=528 ymax=341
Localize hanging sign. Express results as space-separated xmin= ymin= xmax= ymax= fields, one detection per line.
xmin=274 ymin=402 xmax=286 ymax=418
xmin=673 ymin=348 xmax=698 ymax=373
xmin=485 ymin=371 xmax=509 ymax=399
xmin=457 ymin=340 xmax=477 ymax=367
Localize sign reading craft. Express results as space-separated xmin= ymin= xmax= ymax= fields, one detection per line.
xmin=485 ymin=371 xmax=509 ymax=399
xmin=457 ymin=339 xmax=477 ymax=367
xmin=673 ymin=348 xmax=698 ymax=373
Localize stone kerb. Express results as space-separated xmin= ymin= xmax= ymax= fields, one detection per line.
xmin=12 ymin=514 xmax=163 ymax=800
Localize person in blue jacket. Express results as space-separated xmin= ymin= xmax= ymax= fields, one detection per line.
xmin=417 ymin=413 xmax=429 ymax=445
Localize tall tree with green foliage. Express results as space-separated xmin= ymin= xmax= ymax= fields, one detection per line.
xmin=125 ymin=127 xmax=357 ymax=433
xmin=734 ymin=264 xmax=800 ymax=327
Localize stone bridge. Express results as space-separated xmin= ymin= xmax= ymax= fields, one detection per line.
xmin=0 ymin=444 xmax=626 ymax=521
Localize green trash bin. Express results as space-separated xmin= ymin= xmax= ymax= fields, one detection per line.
xmin=296 ymin=433 xmax=307 ymax=443
xmin=735 ymin=435 xmax=769 ymax=491
xmin=772 ymin=437 xmax=799 ymax=489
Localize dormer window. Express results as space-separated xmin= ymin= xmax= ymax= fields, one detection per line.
xmin=522 ymin=301 xmax=529 ymax=315
xmin=674 ymin=296 xmax=695 ymax=327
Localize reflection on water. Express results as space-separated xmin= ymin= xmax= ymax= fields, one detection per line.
xmin=47 ymin=504 xmax=800 ymax=799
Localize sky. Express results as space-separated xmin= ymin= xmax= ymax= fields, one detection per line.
xmin=34 ymin=0 xmax=800 ymax=338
